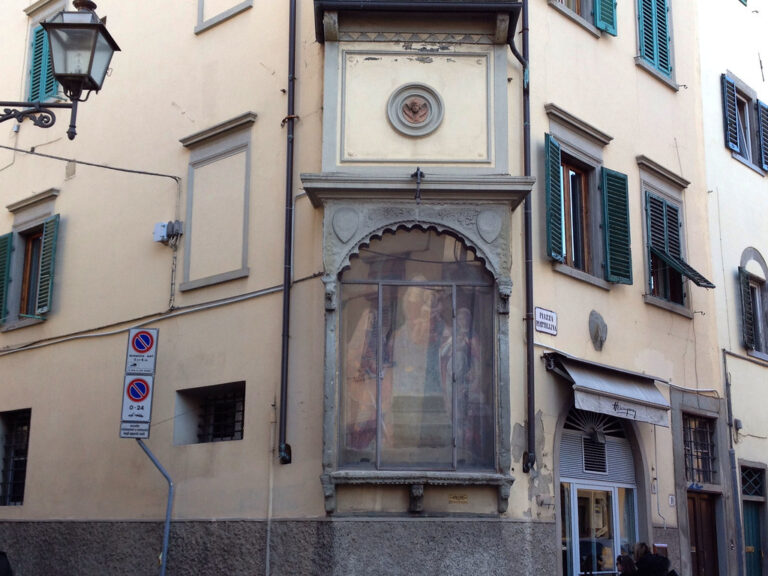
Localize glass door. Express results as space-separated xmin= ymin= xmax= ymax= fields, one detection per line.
xmin=562 ymin=482 xmax=638 ymax=576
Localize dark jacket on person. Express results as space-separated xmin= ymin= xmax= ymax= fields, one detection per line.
xmin=636 ymin=553 xmax=670 ymax=576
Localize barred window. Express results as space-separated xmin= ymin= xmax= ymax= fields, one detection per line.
xmin=174 ymin=382 xmax=245 ymax=445
xmin=741 ymin=467 xmax=765 ymax=498
xmin=1 ymin=409 xmax=31 ymax=506
xmin=683 ymin=415 xmax=717 ymax=484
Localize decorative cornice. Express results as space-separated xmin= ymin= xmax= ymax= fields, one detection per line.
xmin=180 ymin=112 xmax=257 ymax=148
xmin=545 ymin=104 xmax=613 ymax=147
xmin=301 ymin=172 xmax=535 ymax=208
xmin=338 ymin=31 xmax=495 ymax=44
xmin=7 ymin=188 xmax=60 ymax=213
xmin=636 ymin=155 xmax=690 ymax=190
xmin=24 ymin=0 xmax=62 ymax=17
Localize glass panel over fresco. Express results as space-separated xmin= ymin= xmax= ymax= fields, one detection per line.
xmin=340 ymin=228 xmax=494 ymax=470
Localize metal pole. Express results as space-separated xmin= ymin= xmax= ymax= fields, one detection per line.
xmin=136 ymin=439 xmax=174 ymax=576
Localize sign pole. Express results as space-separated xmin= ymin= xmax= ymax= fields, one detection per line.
xmin=136 ymin=439 xmax=174 ymax=576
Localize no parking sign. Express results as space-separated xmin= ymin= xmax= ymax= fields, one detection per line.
xmin=121 ymin=328 xmax=159 ymax=439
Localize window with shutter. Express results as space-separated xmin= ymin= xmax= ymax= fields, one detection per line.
xmin=645 ymin=192 xmax=713 ymax=306
xmin=721 ymin=73 xmax=768 ymax=171
xmin=637 ymin=0 xmax=672 ymax=76
xmin=545 ymin=133 xmax=631 ymax=285
xmin=739 ymin=266 xmax=768 ymax=354
xmin=0 ymin=234 xmax=12 ymax=325
xmin=0 ymin=214 xmax=60 ymax=328
xmin=594 ymin=0 xmax=617 ymax=36
xmin=602 ymin=168 xmax=632 ymax=284
xmin=28 ymin=25 xmax=57 ymax=102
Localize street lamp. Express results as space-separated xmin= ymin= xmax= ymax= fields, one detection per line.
xmin=0 ymin=0 xmax=119 ymax=140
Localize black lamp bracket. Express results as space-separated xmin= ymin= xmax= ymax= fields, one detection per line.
xmin=0 ymin=101 xmax=78 ymax=140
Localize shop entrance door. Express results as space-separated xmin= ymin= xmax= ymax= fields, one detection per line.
xmin=687 ymin=492 xmax=719 ymax=576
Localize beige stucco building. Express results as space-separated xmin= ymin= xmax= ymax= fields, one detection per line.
xmin=0 ymin=1 xmax=752 ymax=574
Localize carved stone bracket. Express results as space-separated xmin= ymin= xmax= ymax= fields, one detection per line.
xmin=322 ymin=275 xmax=337 ymax=311
xmin=497 ymin=278 xmax=512 ymax=314
xmin=498 ymin=483 xmax=511 ymax=513
xmin=409 ymin=484 xmax=425 ymax=513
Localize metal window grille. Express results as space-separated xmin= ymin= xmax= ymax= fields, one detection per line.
xmin=197 ymin=389 xmax=245 ymax=443
xmin=1 ymin=410 xmax=31 ymax=506
xmin=742 ymin=467 xmax=765 ymax=498
xmin=683 ymin=415 xmax=717 ymax=484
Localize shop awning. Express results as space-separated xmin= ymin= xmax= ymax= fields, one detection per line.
xmin=545 ymin=352 xmax=670 ymax=427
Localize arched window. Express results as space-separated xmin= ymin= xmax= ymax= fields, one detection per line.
xmin=339 ymin=228 xmax=495 ymax=471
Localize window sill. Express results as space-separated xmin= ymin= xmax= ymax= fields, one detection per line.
xmin=554 ymin=263 xmax=611 ymax=291
xmin=194 ymin=0 xmax=253 ymax=35
xmin=634 ymin=57 xmax=679 ymax=92
xmin=747 ymin=349 xmax=768 ymax=363
xmin=179 ymin=267 xmax=249 ymax=292
xmin=547 ymin=0 xmax=601 ymax=38
xmin=643 ymin=294 xmax=693 ymax=318
xmin=731 ymin=152 xmax=767 ymax=177
xmin=1 ymin=316 xmax=45 ymax=332
xmin=321 ymin=470 xmax=514 ymax=514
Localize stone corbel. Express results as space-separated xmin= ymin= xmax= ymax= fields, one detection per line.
xmin=323 ymin=275 xmax=338 ymax=311
xmin=409 ymin=484 xmax=425 ymax=513
xmin=321 ymin=474 xmax=337 ymax=513
xmin=497 ymin=279 xmax=512 ymax=314
xmin=498 ymin=483 xmax=511 ymax=513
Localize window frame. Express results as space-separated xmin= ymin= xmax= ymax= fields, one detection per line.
xmin=195 ymin=0 xmax=253 ymax=34
xmin=1 ymin=189 xmax=60 ymax=331
xmin=548 ymin=0 xmax=617 ymax=37
xmin=638 ymin=157 xmax=713 ymax=316
xmin=721 ymin=73 xmax=768 ymax=173
xmin=24 ymin=0 xmax=65 ymax=103
xmin=738 ymin=250 xmax=768 ymax=361
xmin=544 ymin=111 xmax=632 ymax=287
xmin=338 ymin=232 xmax=497 ymax=473
xmin=0 ymin=409 xmax=31 ymax=507
xmin=682 ymin=413 xmax=717 ymax=485
xmin=180 ymin=113 xmax=256 ymax=292
xmin=174 ymin=381 xmax=246 ymax=445
xmin=635 ymin=0 xmax=678 ymax=89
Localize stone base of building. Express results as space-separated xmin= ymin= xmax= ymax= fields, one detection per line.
xmin=0 ymin=518 xmax=557 ymax=575
xmin=652 ymin=525 xmax=682 ymax=574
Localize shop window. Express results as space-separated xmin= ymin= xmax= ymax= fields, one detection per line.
xmin=340 ymin=228 xmax=494 ymax=471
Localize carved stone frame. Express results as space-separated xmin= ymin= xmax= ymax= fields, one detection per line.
xmin=317 ymin=198 xmax=517 ymax=514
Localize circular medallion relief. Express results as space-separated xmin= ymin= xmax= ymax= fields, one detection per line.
xmin=387 ymin=83 xmax=444 ymax=137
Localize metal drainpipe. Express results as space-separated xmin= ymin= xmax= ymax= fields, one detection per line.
xmin=511 ymin=0 xmax=536 ymax=474
xmin=723 ymin=350 xmax=745 ymax=576
xmin=278 ymin=0 xmax=298 ymax=465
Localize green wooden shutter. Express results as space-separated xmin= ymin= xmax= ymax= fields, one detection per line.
xmin=545 ymin=133 xmax=565 ymax=263
xmin=638 ymin=0 xmax=656 ymax=67
xmin=638 ymin=0 xmax=671 ymax=75
xmin=601 ymin=168 xmax=632 ymax=284
xmin=28 ymin=25 xmax=56 ymax=102
xmin=739 ymin=267 xmax=756 ymax=350
xmin=0 ymin=233 xmax=12 ymax=324
xmin=655 ymin=0 xmax=671 ymax=75
xmin=35 ymin=214 xmax=59 ymax=316
xmin=757 ymin=99 xmax=768 ymax=171
xmin=594 ymin=0 xmax=617 ymax=36
xmin=722 ymin=75 xmax=740 ymax=152
xmin=646 ymin=193 xmax=715 ymax=289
